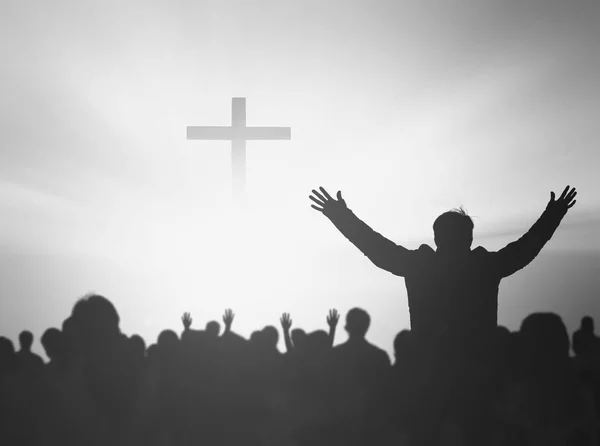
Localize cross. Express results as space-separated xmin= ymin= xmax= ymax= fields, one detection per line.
xmin=187 ymin=98 xmax=291 ymax=202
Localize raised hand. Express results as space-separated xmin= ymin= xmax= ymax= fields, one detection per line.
xmin=309 ymin=187 xmax=347 ymax=219
xmin=547 ymin=186 xmax=577 ymax=215
xmin=326 ymin=309 xmax=340 ymax=328
xmin=223 ymin=309 xmax=235 ymax=328
xmin=280 ymin=313 xmax=292 ymax=331
xmin=181 ymin=312 xmax=193 ymax=330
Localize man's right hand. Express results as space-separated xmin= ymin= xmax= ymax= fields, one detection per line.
xmin=309 ymin=187 xmax=347 ymax=219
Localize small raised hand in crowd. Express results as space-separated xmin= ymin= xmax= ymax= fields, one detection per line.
xmin=181 ymin=312 xmax=193 ymax=331
xmin=280 ymin=312 xmax=294 ymax=352
xmin=222 ymin=308 xmax=235 ymax=334
xmin=327 ymin=309 xmax=340 ymax=347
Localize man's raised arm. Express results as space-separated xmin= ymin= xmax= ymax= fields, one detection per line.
xmin=309 ymin=187 xmax=411 ymax=276
xmin=493 ymin=186 xmax=577 ymax=278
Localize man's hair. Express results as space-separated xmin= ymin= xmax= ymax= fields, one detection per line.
xmin=19 ymin=330 xmax=34 ymax=350
xmin=345 ymin=308 xmax=371 ymax=338
xmin=433 ymin=207 xmax=474 ymax=250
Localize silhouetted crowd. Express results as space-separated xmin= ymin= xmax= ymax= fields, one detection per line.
xmin=1 ymin=293 xmax=600 ymax=446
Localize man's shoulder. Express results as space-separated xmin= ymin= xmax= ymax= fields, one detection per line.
xmin=362 ymin=340 xmax=391 ymax=363
xmin=415 ymin=244 xmax=435 ymax=255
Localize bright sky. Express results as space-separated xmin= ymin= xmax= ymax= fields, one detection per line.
xmin=1 ymin=0 xmax=599 ymax=358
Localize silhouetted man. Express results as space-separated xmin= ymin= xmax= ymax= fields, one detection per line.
xmin=329 ymin=308 xmax=390 ymax=445
xmin=333 ymin=308 xmax=390 ymax=372
xmin=310 ymin=185 xmax=577 ymax=358
xmin=16 ymin=330 xmax=44 ymax=372
xmin=41 ymin=328 xmax=66 ymax=371
xmin=573 ymin=316 xmax=599 ymax=358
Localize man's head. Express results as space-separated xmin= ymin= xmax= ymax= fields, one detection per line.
xmin=19 ymin=330 xmax=34 ymax=351
xmin=345 ymin=308 xmax=371 ymax=339
xmin=520 ymin=312 xmax=570 ymax=361
xmin=41 ymin=328 xmax=63 ymax=361
xmin=261 ymin=326 xmax=279 ymax=349
xmin=581 ymin=316 xmax=595 ymax=333
xmin=205 ymin=321 xmax=221 ymax=337
xmin=433 ymin=208 xmax=474 ymax=252
xmin=291 ymin=329 xmax=307 ymax=350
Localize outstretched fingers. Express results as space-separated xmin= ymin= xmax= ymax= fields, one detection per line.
xmin=311 ymin=189 xmax=327 ymax=203
xmin=319 ymin=187 xmax=333 ymax=201
xmin=310 ymin=195 xmax=325 ymax=207
xmin=559 ymin=185 xmax=570 ymax=201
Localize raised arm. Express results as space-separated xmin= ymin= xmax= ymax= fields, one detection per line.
xmin=493 ymin=186 xmax=577 ymax=278
xmin=309 ymin=187 xmax=411 ymax=276
xmin=326 ymin=309 xmax=339 ymax=347
xmin=280 ymin=313 xmax=294 ymax=353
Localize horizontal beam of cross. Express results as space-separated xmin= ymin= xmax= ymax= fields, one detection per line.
xmin=186 ymin=126 xmax=291 ymax=141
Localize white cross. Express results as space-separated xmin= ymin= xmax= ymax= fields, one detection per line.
xmin=187 ymin=98 xmax=291 ymax=202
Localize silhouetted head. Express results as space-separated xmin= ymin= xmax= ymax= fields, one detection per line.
xmin=345 ymin=308 xmax=371 ymax=339
xmin=41 ymin=328 xmax=63 ymax=361
xmin=157 ymin=330 xmax=179 ymax=359
xmin=433 ymin=208 xmax=474 ymax=253
xmin=129 ymin=334 xmax=146 ymax=359
xmin=249 ymin=330 xmax=261 ymax=344
xmin=157 ymin=330 xmax=179 ymax=349
xmin=205 ymin=321 xmax=221 ymax=337
xmin=0 ymin=337 xmax=17 ymax=373
xmin=520 ymin=312 xmax=569 ymax=362
xmin=291 ymin=329 xmax=307 ymax=350
xmin=306 ymin=330 xmax=329 ymax=354
xmin=261 ymin=326 xmax=279 ymax=349
xmin=71 ymin=294 xmax=121 ymax=346
xmin=581 ymin=316 xmax=594 ymax=333
xmin=393 ymin=330 xmax=412 ymax=361
xmin=19 ymin=330 xmax=34 ymax=352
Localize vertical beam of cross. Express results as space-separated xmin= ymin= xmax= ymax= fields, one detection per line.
xmin=231 ymin=98 xmax=246 ymax=200
xmin=187 ymin=98 xmax=291 ymax=203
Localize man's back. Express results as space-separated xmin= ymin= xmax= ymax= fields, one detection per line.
xmin=403 ymin=245 xmax=501 ymax=354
